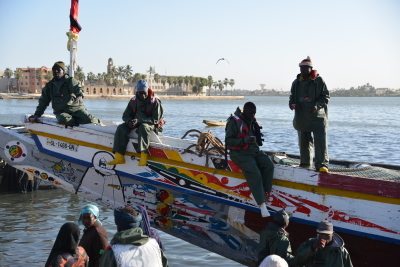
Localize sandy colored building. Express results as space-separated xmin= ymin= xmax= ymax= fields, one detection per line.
xmin=16 ymin=66 xmax=52 ymax=93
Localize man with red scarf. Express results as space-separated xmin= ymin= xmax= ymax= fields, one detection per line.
xmin=107 ymin=80 xmax=164 ymax=166
xmin=289 ymin=56 xmax=330 ymax=172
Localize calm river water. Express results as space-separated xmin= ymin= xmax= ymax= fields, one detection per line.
xmin=0 ymin=96 xmax=399 ymax=266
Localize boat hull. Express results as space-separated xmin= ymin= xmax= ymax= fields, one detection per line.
xmin=0 ymin=119 xmax=399 ymax=266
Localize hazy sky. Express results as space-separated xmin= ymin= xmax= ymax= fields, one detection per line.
xmin=1 ymin=0 xmax=399 ymax=91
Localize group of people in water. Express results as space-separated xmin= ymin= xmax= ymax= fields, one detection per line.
xmin=29 ymin=57 xmax=346 ymax=266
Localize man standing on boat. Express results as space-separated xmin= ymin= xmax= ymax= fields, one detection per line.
xmin=225 ymin=102 xmax=274 ymax=217
xmin=107 ymin=79 xmax=164 ymax=166
xmin=295 ymin=220 xmax=353 ymax=267
xmin=29 ymin=61 xmax=101 ymax=127
xmin=289 ymin=56 xmax=330 ymax=172
xmin=258 ymin=210 xmax=297 ymax=266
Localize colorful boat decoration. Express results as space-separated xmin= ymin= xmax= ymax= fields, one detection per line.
xmin=0 ymin=115 xmax=399 ymax=266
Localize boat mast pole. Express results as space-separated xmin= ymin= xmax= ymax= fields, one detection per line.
xmin=69 ymin=39 xmax=77 ymax=78
xmin=67 ymin=0 xmax=81 ymax=79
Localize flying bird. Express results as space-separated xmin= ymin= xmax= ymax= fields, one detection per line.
xmin=216 ymin=58 xmax=230 ymax=65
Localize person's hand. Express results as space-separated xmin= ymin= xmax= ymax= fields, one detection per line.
xmin=28 ymin=115 xmax=39 ymax=123
xmin=74 ymin=95 xmax=83 ymax=105
xmin=312 ymin=238 xmax=326 ymax=252
xmin=243 ymin=136 xmax=256 ymax=144
xmin=128 ymin=119 xmax=138 ymax=129
xmin=289 ymin=104 xmax=296 ymax=110
xmin=309 ymin=106 xmax=317 ymax=113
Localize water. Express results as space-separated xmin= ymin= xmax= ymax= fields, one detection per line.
xmin=0 ymin=96 xmax=399 ymax=266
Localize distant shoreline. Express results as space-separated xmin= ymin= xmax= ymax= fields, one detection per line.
xmin=0 ymin=93 xmax=245 ymax=101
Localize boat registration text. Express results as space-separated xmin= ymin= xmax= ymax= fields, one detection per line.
xmin=46 ymin=138 xmax=79 ymax=152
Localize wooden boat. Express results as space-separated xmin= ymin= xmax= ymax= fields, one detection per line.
xmin=0 ymin=115 xmax=399 ymax=266
xmin=203 ymin=119 xmax=226 ymax=126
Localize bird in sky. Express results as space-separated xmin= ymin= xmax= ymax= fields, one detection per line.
xmin=216 ymin=58 xmax=230 ymax=65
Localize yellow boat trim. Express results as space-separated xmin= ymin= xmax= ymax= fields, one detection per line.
xmin=30 ymin=130 xmax=400 ymax=205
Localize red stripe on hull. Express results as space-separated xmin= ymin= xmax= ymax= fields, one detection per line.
xmin=318 ymin=172 xmax=400 ymax=198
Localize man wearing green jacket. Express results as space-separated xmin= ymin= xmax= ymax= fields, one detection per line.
xmin=258 ymin=210 xmax=297 ymax=266
xmin=225 ymin=102 xmax=274 ymax=217
xmin=289 ymin=56 xmax=330 ymax=172
xmin=295 ymin=220 xmax=353 ymax=267
xmin=29 ymin=61 xmax=100 ymax=126
xmin=99 ymin=206 xmax=168 ymax=267
xmin=107 ymin=79 xmax=164 ymax=166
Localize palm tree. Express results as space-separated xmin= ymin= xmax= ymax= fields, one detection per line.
xmin=207 ymin=75 xmax=213 ymax=96
xmin=177 ymin=76 xmax=184 ymax=94
xmin=189 ymin=76 xmax=194 ymax=92
xmin=161 ymin=78 xmax=166 ymax=91
xmin=133 ymin=73 xmax=142 ymax=83
xmin=223 ymin=78 xmax=229 ymax=94
xmin=125 ymin=65 xmax=133 ymax=79
xmin=184 ymin=76 xmax=190 ymax=93
xmin=112 ymin=78 xmax=120 ymax=89
xmin=167 ymin=77 xmax=174 ymax=93
xmin=218 ymin=81 xmax=224 ymax=96
xmin=87 ymin=72 xmax=95 ymax=93
xmin=104 ymin=74 xmax=112 ymax=86
xmin=213 ymin=81 xmax=218 ymax=96
xmin=4 ymin=68 xmax=13 ymax=93
xmin=74 ymin=65 xmax=84 ymax=83
xmin=96 ymin=73 xmax=104 ymax=85
xmin=45 ymin=71 xmax=53 ymax=82
xmin=14 ymin=69 xmax=23 ymax=93
xmin=141 ymin=74 xmax=147 ymax=80
xmin=229 ymin=79 xmax=235 ymax=95
xmin=35 ymin=69 xmax=43 ymax=90
xmin=154 ymin=73 xmax=160 ymax=86
xmin=147 ymin=66 xmax=155 ymax=87
xmin=117 ymin=66 xmax=125 ymax=85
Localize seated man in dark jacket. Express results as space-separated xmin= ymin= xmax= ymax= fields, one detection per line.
xmin=29 ymin=61 xmax=100 ymax=127
xmin=225 ymin=102 xmax=274 ymax=217
xmin=295 ymin=220 xmax=353 ymax=267
xmin=258 ymin=210 xmax=297 ymax=266
xmin=107 ymin=79 xmax=164 ymax=166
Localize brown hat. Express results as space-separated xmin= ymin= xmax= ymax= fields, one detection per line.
xmin=316 ymin=220 xmax=334 ymax=234
xmin=52 ymin=61 xmax=65 ymax=71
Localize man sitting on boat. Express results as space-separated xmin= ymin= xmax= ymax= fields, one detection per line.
xmin=295 ymin=220 xmax=353 ymax=267
xmin=107 ymin=79 xmax=164 ymax=166
xmin=289 ymin=56 xmax=330 ymax=172
xmin=28 ymin=61 xmax=101 ymax=127
xmin=225 ymin=102 xmax=274 ymax=217
xmin=258 ymin=210 xmax=297 ymax=266
xmin=99 ymin=205 xmax=169 ymax=267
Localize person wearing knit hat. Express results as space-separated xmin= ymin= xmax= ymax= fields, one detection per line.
xmin=107 ymin=79 xmax=165 ymax=166
xmin=295 ymin=220 xmax=353 ymax=267
xmin=99 ymin=205 xmax=169 ymax=267
xmin=28 ymin=61 xmax=101 ymax=127
xmin=258 ymin=210 xmax=297 ymax=266
xmin=288 ymin=56 xmax=330 ymax=173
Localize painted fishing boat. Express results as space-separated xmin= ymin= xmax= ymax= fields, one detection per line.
xmin=0 ymin=115 xmax=399 ymax=266
xmin=203 ymin=120 xmax=227 ymax=127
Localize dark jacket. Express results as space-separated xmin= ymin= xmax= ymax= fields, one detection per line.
xmin=78 ymin=221 xmax=108 ymax=267
xmin=295 ymin=233 xmax=353 ymax=267
xmin=34 ymin=75 xmax=86 ymax=116
xmin=258 ymin=222 xmax=297 ymax=266
xmin=289 ymin=72 xmax=330 ymax=132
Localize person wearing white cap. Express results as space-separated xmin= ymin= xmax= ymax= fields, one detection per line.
xmin=288 ymin=56 xmax=330 ymax=173
xmin=295 ymin=220 xmax=353 ymax=267
xmin=259 ymin=255 xmax=288 ymax=267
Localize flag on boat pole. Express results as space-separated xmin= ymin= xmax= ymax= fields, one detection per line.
xmin=67 ymin=0 xmax=82 ymax=77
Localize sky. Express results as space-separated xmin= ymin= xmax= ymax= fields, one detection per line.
xmin=1 ymin=0 xmax=399 ymax=91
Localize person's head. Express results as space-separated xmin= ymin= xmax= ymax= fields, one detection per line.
xmin=52 ymin=61 xmax=66 ymax=81
xmin=78 ymin=204 xmax=101 ymax=228
xmin=114 ymin=205 xmax=143 ymax=232
xmin=273 ymin=210 xmax=292 ymax=229
xmin=316 ymin=220 xmax=334 ymax=243
xmin=54 ymin=222 xmax=80 ymax=253
xmin=299 ymin=56 xmax=313 ymax=77
xmin=243 ymin=102 xmax=256 ymax=121
xmin=136 ymin=79 xmax=149 ymax=101
xmin=259 ymin=254 xmax=288 ymax=267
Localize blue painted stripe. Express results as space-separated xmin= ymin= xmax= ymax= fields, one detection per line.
xmin=32 ymin=134 xmax=400 ymax=245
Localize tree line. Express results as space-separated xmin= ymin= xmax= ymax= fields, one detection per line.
xmin=3 ymin=66 xmax=235 ymax=96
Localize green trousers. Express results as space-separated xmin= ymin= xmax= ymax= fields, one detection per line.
xmin=298 ymin=130 xmax=329 ymax=169
xmin=230 ymin=149 xmax=274 ymax=205
xmin=55 ymin=109 xmax=100 ymax=126
xmin=112 ymin=122 xmax=156 ymax=155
